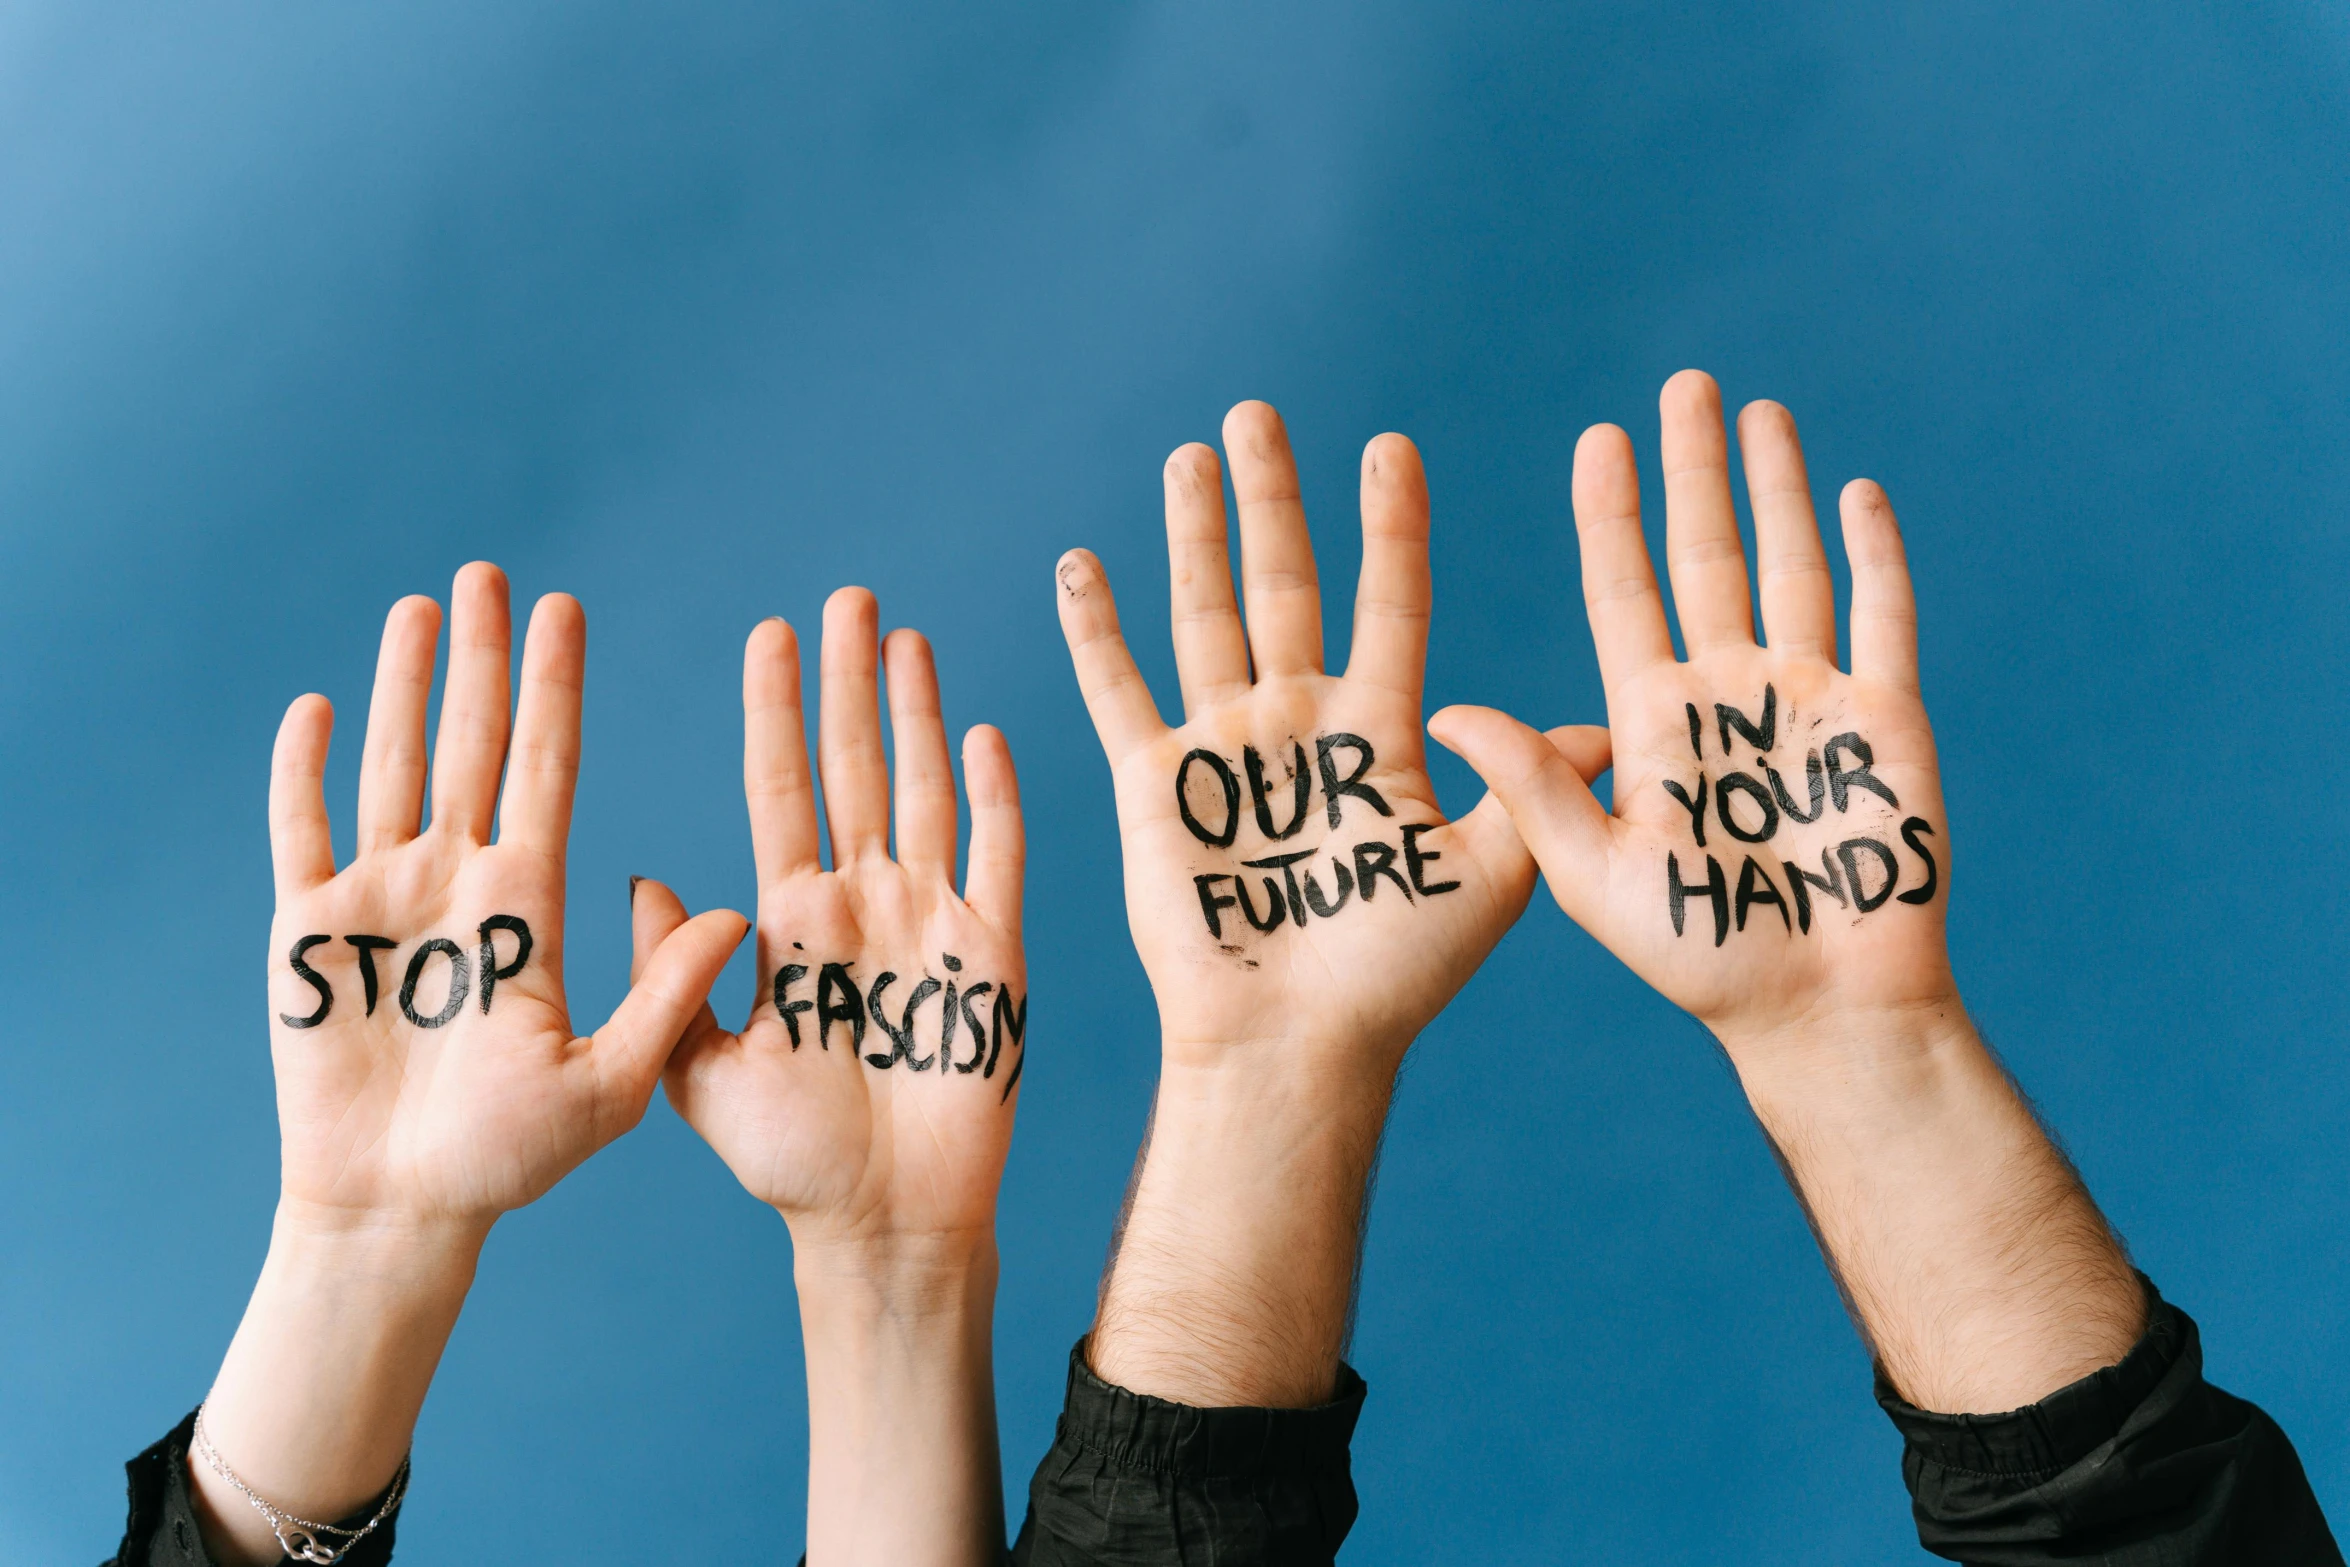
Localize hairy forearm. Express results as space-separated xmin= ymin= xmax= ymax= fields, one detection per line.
xmin=1090 ymin=1051 xmax=1394 ymax=1409
xmin=192 ymin=1201 xmax=486 ymax=1564
xmin=1727 ymin=1004 xmax=2144 ymax=1414
xmin=795 ymin=1230 xmax=1004 ymax=1567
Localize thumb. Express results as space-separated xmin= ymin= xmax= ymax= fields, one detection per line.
xmin=1428 ymin=705 xmax=1616 ymax=928
xmin=600 ymin=884 xmax=748 ymax=1093
xmin=629 ymin=874 xmax=691 ymax=983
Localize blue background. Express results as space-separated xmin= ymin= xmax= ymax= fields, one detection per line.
xmin=3 ymin=3 xmax=2345 ymax=1560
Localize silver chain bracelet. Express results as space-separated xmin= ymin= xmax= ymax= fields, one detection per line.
xmin=190 ymin=1406 xmax=409 ymax=1566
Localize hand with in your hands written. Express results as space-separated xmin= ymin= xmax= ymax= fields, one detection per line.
xmin=1430 ymin=372 xmax=2143 ymax=1413
xmin=194 ymin=564 xmax=747 ymax=1566
xmin=1056 ymin=400 xmax=1608 ymax=1408
xmin=632 ymin=588 xmax=1022 ymax=1567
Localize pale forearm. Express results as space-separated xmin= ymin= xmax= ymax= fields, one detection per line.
xmin=795 ymin=1231 xmax=1003 ymax=1567
xmin=1729 ymin=1005 xmax=2143 ymax=1414
xmin=191 ymin=1201 xmax=485 ymax=1564
xmin=1090 ymin=1054 xmax=1393 ymax=1409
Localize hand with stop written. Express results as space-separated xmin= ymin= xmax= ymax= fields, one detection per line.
xmin=191 ymin=564 xmax=747 ymax=1566
xmin=1430 ymin=372 xmax=2144 ymax=1413
xmin=631 ymin=588 xmax=1022 ymax=1567
xmin=1055 ymin=400 xmax=1609 ymax=1409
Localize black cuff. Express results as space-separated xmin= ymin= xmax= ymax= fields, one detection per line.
xmin=1877 ymin=1277 xmax=2341 ymax=1566
xmin=1010 ymin=1339 xmax=1367 ymax=1567
xmin=107 ymin=1409 xmax=403 ymax=1567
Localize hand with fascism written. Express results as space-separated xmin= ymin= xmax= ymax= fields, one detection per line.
xmin=1431 ymin=372 xmax=1954 ymax=1059
xmin=635 ymin=589 xmax=1026 ymax=1246
xmin=629 ymin=590 xmax=1021 ymax=1567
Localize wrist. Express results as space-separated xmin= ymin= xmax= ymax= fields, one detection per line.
xmin=192 ymin=1206 xmax=483 ymax=1563
xmin=1154 ymin=1030 xmax=1405 ymax=1124
xmin=1089 ymin=1057 xmax=1390 ymax=1409
xmin=792 ymin=1224 xmax=1004 ymax=1567
xmin=267 ymin=1198 xmax=494 ymax=1276
xmin=789 ymin=1223 xmax=999 ymax=1326
xmin=1712 ymin=993 xmax=1977 ymax=1119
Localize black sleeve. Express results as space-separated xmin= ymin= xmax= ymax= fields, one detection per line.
xmin=1009 ymin=1339 xmax=1367 ymax=1567
xmin=103 ymin=1408 xmax=403 ymax=1567
xmin=1877 ymin=1280 xmax=2340 ymax=1566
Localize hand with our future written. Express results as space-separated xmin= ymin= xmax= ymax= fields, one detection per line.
xmin=181 ymin=564 xmax=747 ymax=1567
xmin=1054 ymin=400 xmax=1608 ymax=1413
xmin=630 ymin=588 xmax=1021 ymax=1567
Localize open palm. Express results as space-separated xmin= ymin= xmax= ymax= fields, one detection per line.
xmin=639 ymin=591 xmax=1023 ymax=1248
xmin=1432 ymin=373 xmax=1955 ymax=1050
xmin=1056 ymin=402 xmax=1609 ymax=1074
xmin=264 ymin=563 xmax=747 ymax=1226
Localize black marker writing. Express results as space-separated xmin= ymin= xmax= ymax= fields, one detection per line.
xmin=1194 ymin=875 xmax=1240 ymax=939
xmin=1301 ymin=856 xmax=1353 ymax=917
xmin=954 ymin=981 xmax=992 ymax=1073
xmin=1837 ymin=837 xmax=1900 ymax=912
xmin=1244 ymin=742 xmax=1313 ymax=842
xmin=1897 ymin=817 xmax=1939 ymax=906
xmin=817 ymin=962 xmax=866 ymax=1052
xmin=990 ymin=987 xmax=1027 ymax=1101
xmin=398 ymin=938 xmax=470 ymax=1029
xmin=1825 ymin=733 xmax=1899 ymax=812
xmin=1234 ymin=872 xmax=1288 ymax=932
xmin=1178 ymin=732 xmax=1400 ymax=850
xmin=1783 ymin=851 xmax=1848 ymax=934
xmin=940 ymin=964 xmax=961 ymax=1065
xmin=1663 ymin=775 xmax=1709 ymax=847
xmin=1401 ymin=824 xmax=1459 ymax=896
xmin=1716 ymin=686 xmax=1777 ymax=754
xmin=866 ymin=972 xmax=941 ymax=1071
xmin=476 ymin=915 xmax=532 ymax=1015
xmin=1735 ymin=856 xmax=1791 ymax=933
xmin=1314 ymin=733 xmax=1392 ymax=828
xmin=773 ymin=951 xmax=1022 ymax=1086
xmin=344 ymin=935 xmax=397 ymax=1016
xmin=1353 ymin=839 xmax=1413 ymax=904
xmin=1242 ymin=849 xmax=1317 ymax=929
xmin=1177 ymin=749 xmax=1241 ymax=848
xmin=773 ymin=963 xmax=812 ymax=1047
xmin=281 ymin=934 xmax=334 ymax=1029
xmin=285 ymin=920 xmax=536 ymax=1030
xmin=1659 ymin=696 xmax=1941 ymax=941
xmin=1766 ymin=752 xmax=1826 ymax=825
xmin=1667 ymin=852 xmax=1729 ymax=946
xmin=1714 ymin=772 xmax=1779 ymax=844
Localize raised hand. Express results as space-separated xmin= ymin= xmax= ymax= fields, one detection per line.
xmin=1055 ymin=401 xmax=1606 ymax=1410
xmin=192 ymin=564 xmax=745 ymax=1566
xmin=1058 ymin=401 xmax=1607 ymax=1081
xmin=1431 ymin=373 xmax=1953 ymax=1055
xmin=267 ymin=564 xmax=750 ymax=1224
xmin=1431 ymin=374 xmax=2141 ymax=1416
xmin=632 ymin=588 xmax=1020 ymax=1567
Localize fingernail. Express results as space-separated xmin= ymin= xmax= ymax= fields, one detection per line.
xmin=628 ymin=874 xmax=644 ymax=909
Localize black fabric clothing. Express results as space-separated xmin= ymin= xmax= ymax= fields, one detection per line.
xmin=1879 ymin=1283 xmax=2340 ymax=1566
xmin=110 ymin=1290 xmax=2334 ymax=1567
xmin=104 ymin=1408 xmax=402 ymax=1567
xmin=1008 ymin=1339 xmax=1367 ymax=1567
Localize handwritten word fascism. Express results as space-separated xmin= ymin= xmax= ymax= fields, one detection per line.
xmin=1665 ymin=687 xmax=1940 ymax=945
xmin=772 ymin=953 xmax=1026 ymax=1101
xmin=1172 ymin=732 xmax=1461 ymax=939
xmin=278 ymin=916 xmax=533 ymax=1030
